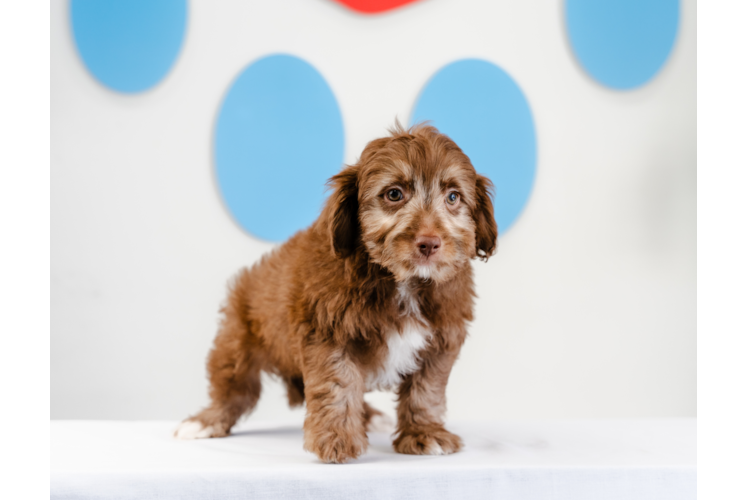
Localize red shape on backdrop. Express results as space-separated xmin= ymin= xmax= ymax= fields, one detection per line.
xmin=332 ymin=0 xmax=424 ymax=14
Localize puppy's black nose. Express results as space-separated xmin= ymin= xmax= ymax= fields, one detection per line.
xmin=416 ymin=236 xmax=441 ymax=257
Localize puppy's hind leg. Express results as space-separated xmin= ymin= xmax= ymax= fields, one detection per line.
xmin=284 ymin=375 xmax=305 ymax=408
xmin=364 ymin=401 xmax=395 ymax=434
xmin=176 ymin=270 xmax=264 ymax=440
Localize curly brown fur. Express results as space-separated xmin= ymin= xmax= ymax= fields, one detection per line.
xmin=175 ymin=124 xmax=498 ymax=463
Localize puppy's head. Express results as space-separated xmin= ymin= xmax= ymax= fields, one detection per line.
xmin=326 ymin=124 xmax=497 ymax=283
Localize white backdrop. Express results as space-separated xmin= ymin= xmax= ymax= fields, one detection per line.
xmin=51 ymin=0 xmax=695 ymax=421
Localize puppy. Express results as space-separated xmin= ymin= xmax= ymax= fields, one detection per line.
xmin=175 ymin=123 xmax=498 ymax=463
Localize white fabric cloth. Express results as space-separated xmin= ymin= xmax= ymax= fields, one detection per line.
xmin=51 ymin=419 xmax=695 ymax=500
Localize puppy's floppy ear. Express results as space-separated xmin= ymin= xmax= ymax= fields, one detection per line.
xmin=327 ymin=165 xmax=360 ymax=258
xmin=473 ymin=174 xmax=498 ymax=261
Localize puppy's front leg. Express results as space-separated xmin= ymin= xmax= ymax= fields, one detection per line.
xmin=394 ymin=349 xmax=463 ymax=455
xmin=302 ymin=342 xmax=367 ymax=464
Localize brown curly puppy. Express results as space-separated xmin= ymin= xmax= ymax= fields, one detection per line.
xmin=175 ymin=123 xmax=498 ymax=463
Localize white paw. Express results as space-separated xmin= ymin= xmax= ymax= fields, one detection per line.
xmin=425 ymin=441 xmax=446 ymax=455
xmin=174 ymin=420 xmax=218 ymax=440
xmin=367 ymin=413 xmax=396 ymax=434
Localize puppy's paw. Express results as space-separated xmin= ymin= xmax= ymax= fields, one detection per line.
xmin=305 ymin=432 xmax=368 ymax=464
xmin=366 ymin=413 xmax=396 ymax=434
xmin=173 ymin=419 xmax=227 ymax=440
xmin=393 ymin=427 xmax=463 ymax=455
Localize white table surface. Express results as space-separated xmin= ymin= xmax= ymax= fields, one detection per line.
xmin=51 ymin=419 xmax=695 ymax=500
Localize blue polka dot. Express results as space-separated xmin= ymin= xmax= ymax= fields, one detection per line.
xmin=412 ymin=59 xmax=536 ymax=235
xmin=215 ymin=55 xmax=344 ymax=242
xmin=565 ymin=0 xmax=679 ymax=89
xmin=70 ymin=0 xmax=187 ymax=93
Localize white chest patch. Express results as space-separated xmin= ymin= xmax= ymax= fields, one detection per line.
xmin=366 ymin=283 xmax=432 ymax=391
xmin=366 ymin=323 xmax=431 ymax=391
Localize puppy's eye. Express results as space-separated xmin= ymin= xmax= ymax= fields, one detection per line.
xmin=446 ymin=192 xmax=460 ymax=205
xmin=386 ymin=189 xmax=403 ymax=202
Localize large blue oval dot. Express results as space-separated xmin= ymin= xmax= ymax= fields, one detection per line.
xmin=565 ymin=0 xmax=680 ymax=90
xmin=70 ymin=0 xmax=187 ymax=93
xmin=215 ymin=55 xmax=344 ymax=242
xmin=412 ymin=59 xmax=537 ymax=235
